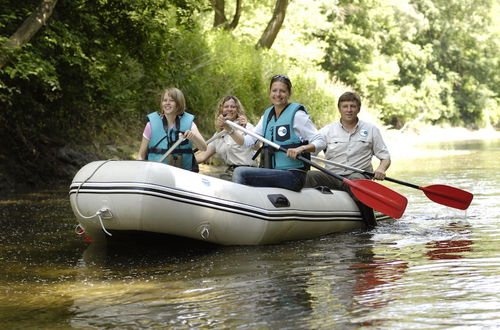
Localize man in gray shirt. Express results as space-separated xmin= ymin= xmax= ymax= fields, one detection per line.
xmin=305 ymin=91 xmax=391 ymax=228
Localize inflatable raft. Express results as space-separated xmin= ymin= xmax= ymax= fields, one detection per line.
xmin=69 ymin=160 xmax=389 ymax=245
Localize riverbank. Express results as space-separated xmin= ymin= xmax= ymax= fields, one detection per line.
xmin=384 ymin=126 xmax=500 ymax=160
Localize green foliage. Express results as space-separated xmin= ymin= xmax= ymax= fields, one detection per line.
xmin=177 ymin=30 xmax=270 ymax=132
xmin=1 ymin=0 xmax=499 ymax=186
xmin=317 ymin=0 xmax=500 ymax=129
xmin=0 ymin=0 xmax=210 ymax=184
xmin=1 ymin=0 xmax=207 ymax=137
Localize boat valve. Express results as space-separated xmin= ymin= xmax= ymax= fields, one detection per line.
xmin=200 ymin=225 xmax=210 ymax=240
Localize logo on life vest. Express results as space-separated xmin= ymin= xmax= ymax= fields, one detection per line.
xmin=360 ymin=129 xmax=368 ymax=137
xmin=277 ymin=126 xmax=288 ymax=137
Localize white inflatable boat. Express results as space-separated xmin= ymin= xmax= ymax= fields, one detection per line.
xmin=69 ymin=160 xmax=390 ymax=246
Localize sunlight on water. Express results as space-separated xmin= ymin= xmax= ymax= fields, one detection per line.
xmin=0 ymin=139 xmax=499 ymax=328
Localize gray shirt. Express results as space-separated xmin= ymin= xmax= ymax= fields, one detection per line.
xmin=319 ymin=119 xmax=390 ymax=175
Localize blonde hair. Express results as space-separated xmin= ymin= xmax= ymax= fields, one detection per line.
xmin=160 ymin=87 xmax=186 ymax=115
xmin=214 ymin=95 xmax=246 ymax=121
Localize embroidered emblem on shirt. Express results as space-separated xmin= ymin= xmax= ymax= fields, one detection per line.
xmin=277 ymin=126 xmax=288 ymax=137
xmin=360 ymin=129 xmax=368 ymax=137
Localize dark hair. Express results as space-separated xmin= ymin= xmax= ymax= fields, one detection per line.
xmin=337 ymin=91 xmax=361 ymax=109
xmin=270 ymin=75 xmax=292 ymax=93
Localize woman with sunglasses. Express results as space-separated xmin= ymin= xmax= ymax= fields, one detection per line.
xmin=219 ymin=75 xmax=325 ymax=191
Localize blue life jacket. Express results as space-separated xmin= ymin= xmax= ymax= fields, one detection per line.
xmin=146 ymin=111 xmax=198 ymax=172
xmin=262 ymin=103 xmax=309 ymax=170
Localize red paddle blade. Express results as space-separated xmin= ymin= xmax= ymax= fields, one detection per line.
xmin=420 ymin=184 xmax=473 ymax=210
xmin=347 ymin=179 xmax=408 ymax=219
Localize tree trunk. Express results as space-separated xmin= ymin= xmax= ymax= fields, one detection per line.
xmin=0 ymin=0 xmax=58 ymax=69
xmin=210 ymin=0 xmax=227 ymax=28
xmin=211 ymin=0 xmax=242 ymax=31
xmin=256 ymin=0 xmax=289 ymax=49
xmin=225 ymin=0 xmax=242 ymax=31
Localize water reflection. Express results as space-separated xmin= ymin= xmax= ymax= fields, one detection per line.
xmin=425 ymin=223 xmax=473 ymax=260
xmin=1 ymin=139 xmax=499 ymax=328
xmin=69 ymin=232 xmax=396 ymax=329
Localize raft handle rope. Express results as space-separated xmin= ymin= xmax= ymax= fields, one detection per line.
xmin=74 ymin=160 xmax=114 ymax=236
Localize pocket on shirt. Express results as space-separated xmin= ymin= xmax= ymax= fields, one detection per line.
xmin=327 ymin=137 xmax=347 ymax=150
xmin=351 ymin=136 xmax=373 ymax=150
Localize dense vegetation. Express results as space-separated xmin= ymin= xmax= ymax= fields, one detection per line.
xmin=1 ymin=0 xmax=499 ymax=188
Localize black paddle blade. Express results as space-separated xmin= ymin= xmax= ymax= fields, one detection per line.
xmin=421 ymin=184 xmax=473 ymax=210
xmin=347 ymin=179 xmax=408 ymax=219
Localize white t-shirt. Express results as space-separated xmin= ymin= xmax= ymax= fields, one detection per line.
xmin=210 ymin=123 xmax=258 ymax=166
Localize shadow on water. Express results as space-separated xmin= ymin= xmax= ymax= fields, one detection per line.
xmin=80 ymin=231 xmax=221 ymax=271
xmin=71 ymin=230 xmax=389 ymax=329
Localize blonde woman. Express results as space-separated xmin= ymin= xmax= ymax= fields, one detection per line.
xmin=196 ymin=96 xmax=258 ymax=180
xmin=138 ymin=87 xmax=206 ymax=172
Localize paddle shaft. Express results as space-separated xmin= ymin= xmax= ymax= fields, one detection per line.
xmin=158 ymin=133 xmax=184 ymax=163
xmin=311 ymin=156 xmax=420 ymax=189
xmin=193 ymin=130 xmax=226 ymax=153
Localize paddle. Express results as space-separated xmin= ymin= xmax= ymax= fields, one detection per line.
xmin=205 ymin=129 xmax=227 ymax=145
xmin=193 ymin=129 xmax=226 ymax=153
xmin=225 ymin=121 xmax=408 ymax=219
xmin=311 ymin=156 xmax=473 ymax=210
xmin=158 ymin=133 xmax=184 ymax=163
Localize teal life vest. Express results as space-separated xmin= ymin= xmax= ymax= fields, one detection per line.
xmin=146 ymin=111 xmax=198 ymax=172
xmin=261 ymin=103 xmax=309 ymax=170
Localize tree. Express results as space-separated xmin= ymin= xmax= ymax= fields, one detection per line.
xmin=317 ymin=0 xmax=499 ymax=128
xmin=0 ymin=0 xmax=58 ymax=69
xmin=210 ymin=0 xmax=242 ymax=31
xmin=256 ymin=0 xmax=289 ymax=49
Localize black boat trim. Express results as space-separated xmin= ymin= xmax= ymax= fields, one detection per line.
xmin=69 ymin=182 xmax=363 ymax=222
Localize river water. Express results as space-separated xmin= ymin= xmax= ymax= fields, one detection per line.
xmin=1 ymin=139 xmax=499 ymax=329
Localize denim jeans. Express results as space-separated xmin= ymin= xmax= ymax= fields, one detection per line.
xmin=232 ymin=166 xmax=306 ymax=192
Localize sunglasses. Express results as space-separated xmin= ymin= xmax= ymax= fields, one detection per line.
xmin=272 ymin=74 xmax=290 ymax=81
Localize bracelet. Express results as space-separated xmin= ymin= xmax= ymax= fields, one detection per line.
xmin=226 ymin=128 xmax=234 ymax=135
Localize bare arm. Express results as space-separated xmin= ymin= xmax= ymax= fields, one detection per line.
xmin=184 ymin=123 xmax=207 ymax=151
xmin=218 ymin=114 xmax=245 ymax=145
xmin=226 ymin=129 xmax=244 ymax=145
xmin=373 ymin=158 xmax=391 ymax=180
xmin=286 ymin=143 xmax=316 ymax=159
xmin=137 ymin=137 xmax=149 ymax=160
xmin=195 ymin=144 xmax=216 ymax=163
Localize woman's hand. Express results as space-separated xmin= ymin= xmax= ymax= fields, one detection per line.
xmin=216 ymin=114 xmax=228 ymax=131
xmin=287 ymin=146 xmax=305 ymax=159
xmin=236 ymin=115 xmax=248 ymax=128
xmin=183 ymin=130 xmax=193 ymax=140
xmin=216 ymin=114 xmax=234 ymax=133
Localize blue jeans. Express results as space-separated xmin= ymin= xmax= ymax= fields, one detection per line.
xmin=232 ymin=166 xmax=306 ymax=192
